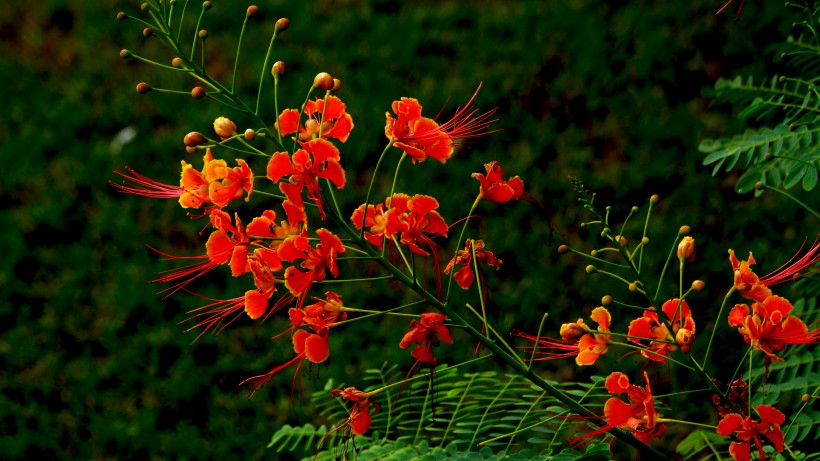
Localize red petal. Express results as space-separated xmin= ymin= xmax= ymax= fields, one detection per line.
xmin=244 ymin=289 xmax=269 ymax=319
xmin=266 ymin=152 xmax=295 ymax=183
xmin=278 ymin=109 xmax=300 ymax=136
xmin=304 ymin=334 xmax=330 ymax=363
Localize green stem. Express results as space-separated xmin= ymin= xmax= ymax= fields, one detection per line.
xmin=254 ymin=28 xmax=279 ymax=116
xmin=358 ymin=141 xmax=394 ymax=238
xmin=231 ymin=12 xmax=250 ymax=94
xmin=704 ymin=287 xmax=736 ymax=365
xmin=758 ymin=183 xmax=820 ymax=219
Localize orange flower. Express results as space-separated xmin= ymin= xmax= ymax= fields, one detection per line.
xmin=289 ymin=291 xmax=347 ymax=334
xmin=444 ymin=239 xmax=503 ymax=290
xmin=384 ymin=84 xmax=497 ymax=164
xmin=513 ymin=307 xmax=611 ymax=365
xmin=603 ymin=372 xmax=666 ymax=445
xmin=716 ymin=405 xmax=785 ymax=461
xmin=328 ymin=387 xmax=380 ymax=436
xmin=729 ymin=250 xmax=773 ymax=302
xmin=472 ymin=161 xmax=525 ymax=203
xmin=400 ymin=312 xmax=453 ymax=364
xmin=350 ymin=200 xmax=389 ymax=249
xmin=627 ymin=299 xmax=696 ymax=363
xmin=727 ymin=295 xmax=820 ymax=363
xmin=240 ymin=327 xmax=330 ymax=398
xmin=277 ymin=95 xmax=354 ymax=143
xmin=576 ymin=307 xmax=612 ymax=366
xmin=383 ymin=194 xmax=448 ymax=256
xmin=266 ymin=138 xmax=346 ymax=225
xmin=278 ymin=228 xmax=345 ymax=297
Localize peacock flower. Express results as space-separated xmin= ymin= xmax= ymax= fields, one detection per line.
xmin=603 ymin=372 xmax=666 ymax=445
xmin=277 ymin=95 xmax=354 ymax=143
xmin=627 ymin=299 xmax=695 ymax=363
xmin=575 ymin=307 xmax=613 ymax=366
xmin=514 ymin=308 xmax=611 ymax=365
xmin=399 ymin=312 xmax=453 ymax=364
xmin=266 ymin=138 xmax=346 ymax=225
xmin=472 ymin=161 xmax=525 ymax=203
xmin=716 ymin=404 xmax=785 ymax=461
xmin=278 ymin=228 xmax=345 ymax=297
xmin=328 ymin=387 xmax=380 ymax=436
xmin=213 ymin=116 xmax=237 ymax=140
xmin=384 ymin=84 xmax=497 ymax=164
xmin=729 ymin=250 xmax=773 ymax=302
xmin=727 ymin=295 xmax=820 ymax=363
xmin=383 ymin=194 xmax=448 ymax=256
xmin=444 ymin=239 xmax=503 ymax=290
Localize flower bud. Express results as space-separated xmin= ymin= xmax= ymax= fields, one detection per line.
xmin=314 ymin=72 xmax=334 ymax=90
xmin=198 ymin=29 xmax=208 ymax=39
xmin=172 ymin=57 xmax=184 ymax=68
xmin=213 ymin=117 xmax=237 ymax=140
xmin=631 ymin=206 xmax=639 ymax=213
xmin=601 ymin=295 xmax=612 ymax=306
xmin=560 ymin=322 xmax=586 ymax=344
xmin=675 ymin=328 xmax=694 ymax=353
xmin=185 ymin=146 xmax=198 ymax=154
xmin=120 ymin=49 xmax=132 ymax=59
xmin=641 ymin=237 xmax=649 ymax=245
xmin=677 ymin=236 xmax=696 ymax=263
xmin=615 ymin=235 xmax=627 ymax=246
xmin=191 ymin=87 xmax=206 ymax=100
xmin=247 ymin=5 xmax=258 ymax=16
xmin=628 ymin=282 xmax=637 ymax=292
xmin=136 ymin=82 xmax=152 ymax=94
xmin=678 ymin=225 xmax=691 ymax=236
xmin=557 ymin=245 xmax=569 ymax=254
xmin=143 ymin=27 xmax=153 ymax=37
xmin=331 ymin=78 xmax=342 ymax=91
xmin=244 ymin=129 xmax=257 ymax=141
xmin=271 ymin=61 xmax=286 ymax=77
xmin=117 ymin=12 xmax=128 ymax=21
xmin=140 ymin=2 xmax=150 ymax=12
xmin=202 ymin=1 xmax=212 ymax=10
xmin=803 ymin=394 xmax=810 ymax=403
xmin=184 ymin=132 xmax=207 ymax=147
xmin=585 ymin=265 xmax=597 ymax=274
xmin=691 ymin=280 xmax=705 ymax=292
xmin=276 ymin=18 xmax=290 ymax=32
xmin=650 ymin=194 xmax=660 ymax=204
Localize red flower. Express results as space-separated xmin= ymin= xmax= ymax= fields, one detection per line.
xmin=513 ymin=307 xmax=612 ymax=365
xmin=350 ymin=199 xmax=390 ymax=249
xmin=727 ymin=295 xmax=820 ymax=363
xmin=277 ymin=95 xmax=354 ymax=143
xmin=603 ymin=372 xmax=666 ymax=444
xmin=239 ymin=327 xmax=330 ymax=398
xmin=289 ymin=291 xmax=346 ymax=335
xmin=266 ymin=138 xmax=346 ymax=225
xmin=729 ymin=250 xmax=773 ymax=302
xmin=627 ymin=299 xmax=696 ymax=363
xmin=400 ymin=313 xmax=453 ymax=364
xmin=111 ymin=149 xmax=253 ymax=210
xmin=472 ymin=161 xmax=525 ymax=203
xmin=328 ymin=387 xmax=380 ymax=436
xmin=278 ymin=228 xmax=345 ymax=297
xmin=716 ymin=405 xmax=785 ymax=461
xmin=384 ymin=84 xmax=497 ymax=164
xmin=575 ymin=307 xmax=612 ymax=366
xmin=383 ymin=194 xmax=448 ymax=256
xmin=444 ymin=239 xmax=503 ymax=290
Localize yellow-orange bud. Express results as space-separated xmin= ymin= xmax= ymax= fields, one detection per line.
xmin=314 ymin=72 xmax=334 ymax=90
xmin=679 ymin=225 xmax=691 ymax=236
xmin=276 ymin=18 xmax=290 ymax=32
xmin=331 ymin=78 xmax=342 ymax=91
xmin=191 ymin=87 xmax=206 ymax=100
xmin=601 ymin=295 xmax=612 ymax=306
xmin=557 ymin=245 xmax=569 ymax=254
xmin=213 ymin=117 xmax=237 ymax=140
xmin=184 ymin=132 xmax=206 ymax=147
xmin=271 ymin=61 xmax=286 ymax=77
xmin=247 ymin=5 xmax=258 ymax=16
xmin=198 ymin=29 xmax=208 ymax=39
xmin=244 ymin=129 xmax=256 ymax=141
xmin=675 ymin=328 xmax=694 ymax=353
xmin=136 ymin=82 xmax=152 ymax=94
xmin=560 ymin=322 xmax=586 ymax=344
xmin=172 ymin=57 xmax=184 ymax=68
xmin=677 ymin=236 xmax=696 ymax=263
xmin=691 ymin=280 xmax=705 ymax=292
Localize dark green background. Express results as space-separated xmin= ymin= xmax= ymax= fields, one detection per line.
xmin=2 ymin=0 xmax=814 ymax=459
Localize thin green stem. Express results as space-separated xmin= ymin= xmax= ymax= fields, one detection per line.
xmin=190 ymin=6 xmax=205 ymax=60
xmin=254 ymin=28 xmax=279 ymax=116
xmin=470 ymin=376 xmax=516 ymax=448
xmin=566 ymin=248 xmax=630 ymax=268
xmin=528 ymin=314 xmax=549 ymax=372
xmin=464 ymin=303 xmax=522 ymax=363
xmin=609 ymin=341 xmax=695 ymax=370
xmin=655 ymin=418 xmax=716 ymax=430
xmin=359 ymin=141 xmax=394 ymax=237
xmin=331 ymin=300 xmax=427 ymax=328
xmin=654 ymin=233 xmax=682 ymax=301
xmin=231 ymin=12 xmax=251 ymax=94
xmin=445 ymin=194 xmax=482 ymax=299
xmin=704 ymin=287 xmax=736 ymax=365
xmin=758 ymin=183 xmax=820 ymax=219
xmin=175 ymin=0 xmax=190 ymax=41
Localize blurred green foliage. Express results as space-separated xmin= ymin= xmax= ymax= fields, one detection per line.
xmin=2 ymin=0 xmax=817 ymax=459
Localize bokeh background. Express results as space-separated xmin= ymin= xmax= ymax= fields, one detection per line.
xmin=2 ymin=0 xmax=815 ymax=459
